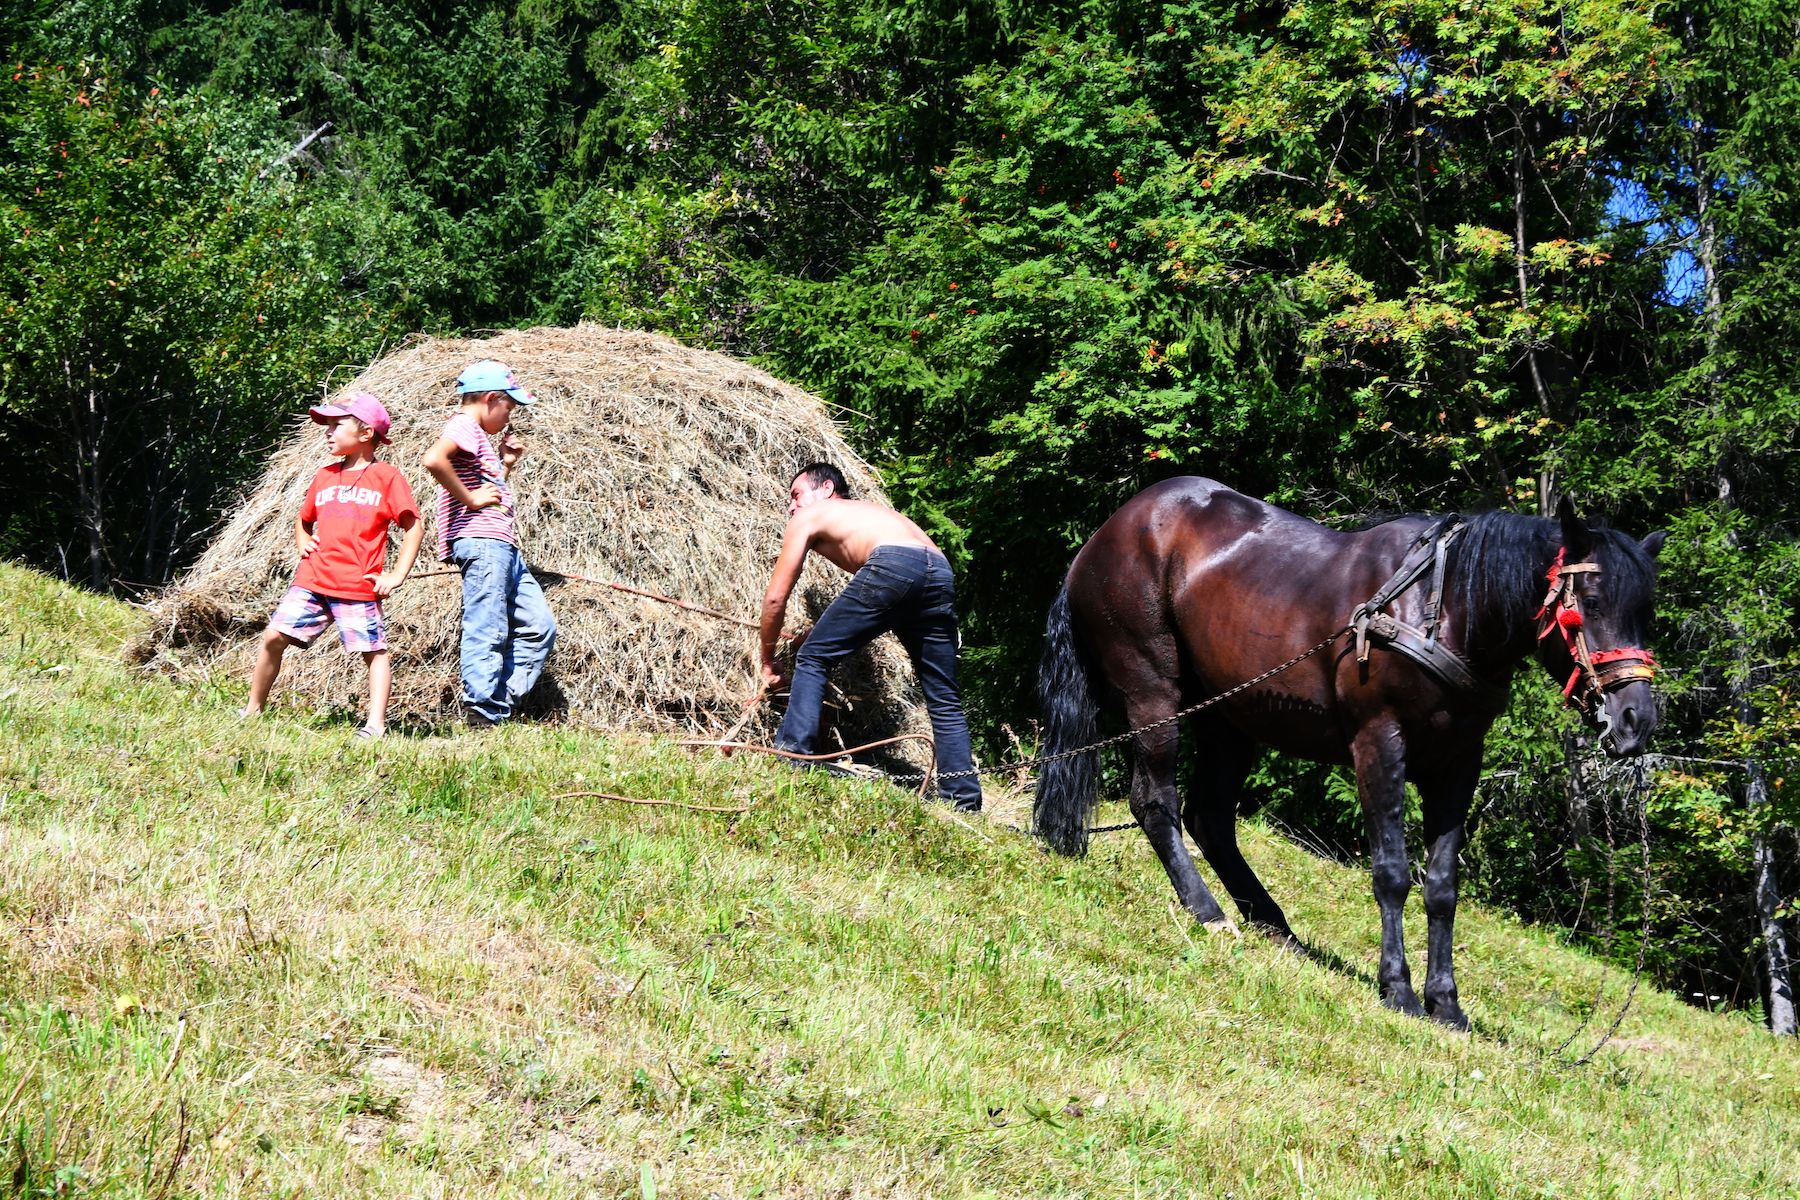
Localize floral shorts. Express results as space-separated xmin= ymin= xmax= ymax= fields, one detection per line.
xmin=269 ymin=587 xmax=387 ymax=653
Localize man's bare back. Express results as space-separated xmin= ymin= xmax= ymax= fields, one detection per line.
xmin=759 ymin=469 xmax=938 ymax=684
xmin=792 ymin=498 xmax=937 ymax=574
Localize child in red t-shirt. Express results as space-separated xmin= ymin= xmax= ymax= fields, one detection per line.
xmin=242 ymin=392 xmax=424 ymax=738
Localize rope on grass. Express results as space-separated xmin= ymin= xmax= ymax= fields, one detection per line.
xmin=550 ymin=789 xmax=752 ymax=814
xmin=679 ymin=732 xmax=939 ymax=800
xmin=554 ymin=731 xmax=936 ymax=816
xmin=678 ymin=631 xmax=1347 ymax=837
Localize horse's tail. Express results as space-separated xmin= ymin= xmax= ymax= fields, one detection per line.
xmin=1034 ymin=581 xmax=1100 ymax=857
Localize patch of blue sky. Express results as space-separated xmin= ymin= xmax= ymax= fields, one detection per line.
xmin=1383 ymin=47 xmax=1432 ymax=97
xmin=1606 ymin=173 xmax=1702 ymax=305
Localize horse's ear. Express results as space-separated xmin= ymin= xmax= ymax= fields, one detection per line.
xmin=1556 ymin=496 xmax=1594 ymax=556
xmin=1641 ymin=530 xmax=1667 ymax=559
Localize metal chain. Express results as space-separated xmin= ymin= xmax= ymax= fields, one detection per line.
xmin=1561 ymin=755 xmax=1654 ymax=1066
xmin=881 ymin=626 xmax=1350 ymax=789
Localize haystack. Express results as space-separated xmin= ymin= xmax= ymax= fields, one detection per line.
xmin=131 ymin=326 xmax=931 ymax=766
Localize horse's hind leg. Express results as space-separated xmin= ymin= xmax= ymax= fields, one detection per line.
xmin=1126 ymin=692 xmax=1228 ymax=928
xmin=1184 ymin=722 xmax=1294 ymax=938
xmin=1414 ymin=763 xmax=1478 ymax=1031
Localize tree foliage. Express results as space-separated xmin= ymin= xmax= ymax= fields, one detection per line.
xmin=0 ymin=58 xmax=410 ymax=582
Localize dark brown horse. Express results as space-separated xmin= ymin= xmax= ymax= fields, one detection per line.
xmin=1034 ymin=477 xmax=1663 ymax=1029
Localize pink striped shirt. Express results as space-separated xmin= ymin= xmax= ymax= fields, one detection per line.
xmin=435 ymin=413 xmax=516 ymax=560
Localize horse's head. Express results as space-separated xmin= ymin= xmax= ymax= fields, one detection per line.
xmin=1535 ymin=499 xmax=1666 ymax=757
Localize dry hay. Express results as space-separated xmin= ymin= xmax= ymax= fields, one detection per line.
xmin=131 ymin=326 xmax=930 ymax=765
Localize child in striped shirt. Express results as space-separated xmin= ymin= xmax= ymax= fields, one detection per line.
xmin=421 ymin=360 xmax=557 ymax=727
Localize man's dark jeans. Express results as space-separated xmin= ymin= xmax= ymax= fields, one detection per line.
xmin=775 ymin=545 xmax=982 ymax=811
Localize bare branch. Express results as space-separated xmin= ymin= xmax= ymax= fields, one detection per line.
xmin=259 ymin=122 xmax=333 ymax=180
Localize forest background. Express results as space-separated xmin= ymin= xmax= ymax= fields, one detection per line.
xmin=2 ymin=0 xmax=1796 ymax=1029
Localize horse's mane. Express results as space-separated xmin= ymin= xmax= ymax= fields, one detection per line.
xmin=1344 ymin=510 xmax=1432 ymax=532
xmin=1444 ymin=511 xmax=1554 ymax=659
xmin=1446 ymin=509 xmax=1657 ymax=661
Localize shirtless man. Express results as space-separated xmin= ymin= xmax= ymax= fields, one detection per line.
xmin=759 ymin=463 xmax=982 ymax=811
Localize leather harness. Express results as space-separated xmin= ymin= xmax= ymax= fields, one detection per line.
xmin=1347 ymin=520 xmax=1657 ymax=716
xmin=1534 ymin=547 xmax=1658 ymax=713
xmin=1349 ymin=520 xmax=1511 ymax=713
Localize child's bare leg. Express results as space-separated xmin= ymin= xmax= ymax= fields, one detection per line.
xmin=244 ymin=626 xmax=298 ymax=715
xmin=363 ymin=649 xmax=392 ymax=735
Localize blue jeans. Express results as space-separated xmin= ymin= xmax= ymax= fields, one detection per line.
xmin=776 ymin=545 xmax=982 ymax=810
xmin=450 ymin=537 xmax=557 ymax=723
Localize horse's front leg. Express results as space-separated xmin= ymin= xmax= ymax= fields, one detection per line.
xmin=1352 ymin=719 xmax=1422 ymax=1016
xmin=1416 ymin=763 xmax=1478 ymax=1031
xmin=1129 ymin=713 xmax=1229 ymax=929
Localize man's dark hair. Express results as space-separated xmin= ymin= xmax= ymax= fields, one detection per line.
xmin=793 ymin=462 xmax=850 ymax=499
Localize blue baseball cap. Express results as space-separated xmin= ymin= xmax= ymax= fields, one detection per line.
xmin=456 ymin=359 xmax=536 ymax=405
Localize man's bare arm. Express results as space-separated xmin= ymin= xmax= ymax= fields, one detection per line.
xmin=759 ymin=513 xmax=816 ymax=682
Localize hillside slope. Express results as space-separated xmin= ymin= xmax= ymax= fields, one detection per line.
xmin=0 ymin=561 xmax=1793 ymax=1198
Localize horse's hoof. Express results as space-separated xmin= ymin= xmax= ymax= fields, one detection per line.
xmin=1382 ymin=990 xmax=1426 ymax=1019
xmin=1203 ymin=918 xmax=1242 ymax=938
xmin=1427 ymin=1005 xmax=1471 ymax=1032
xmin=1262 ymin=929 xmax=1305 ymax=956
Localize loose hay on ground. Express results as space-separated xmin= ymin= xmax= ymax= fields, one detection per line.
xmin=131 ymin=326 xmax=930 ymax=765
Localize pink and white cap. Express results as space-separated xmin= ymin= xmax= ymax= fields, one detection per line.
xmin=309 ymin=391 xmax=392 ymax=444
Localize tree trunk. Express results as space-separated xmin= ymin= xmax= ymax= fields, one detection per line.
xmin=1511 ymin=120 xmax=1556 ymax=416
xmin=1744 ymin=696 xmax=1798 ymax=1035
xmin=1694 ymin=119 xmax=1795 ymax=1035
xmin=62 ymin=354 xmax=110 ymax=590
xmin=1725 ymin=622 xmax=1791 ymax=1034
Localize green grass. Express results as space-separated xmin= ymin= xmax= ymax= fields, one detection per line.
xmin=0 ymin=559 xmax=1794 ymax=1198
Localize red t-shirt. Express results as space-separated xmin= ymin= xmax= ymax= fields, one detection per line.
xmin=293 ymin=460 xmax=420 ymax=600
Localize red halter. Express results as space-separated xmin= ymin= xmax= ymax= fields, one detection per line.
xmin=1535 ymin=547 xmax=1657 ymax=711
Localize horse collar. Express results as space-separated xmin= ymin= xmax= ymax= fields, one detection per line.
xmin=1349 ymin=520 xmax=1510 ymax=712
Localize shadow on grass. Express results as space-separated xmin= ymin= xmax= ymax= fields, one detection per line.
xmin=1278 ymin=930 xmax=1376 ymax=993
xmin=1258 ymin=924 xmax=1510 ymax=1041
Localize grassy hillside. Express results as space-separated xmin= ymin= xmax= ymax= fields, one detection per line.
xmin=0 ymin=560 xmax=1794 ymax=1198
